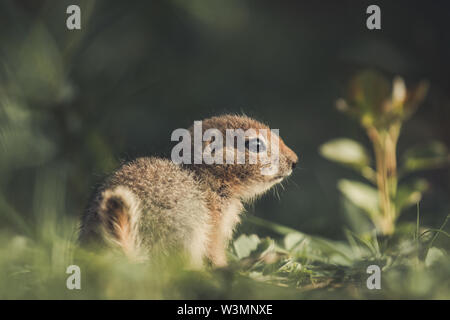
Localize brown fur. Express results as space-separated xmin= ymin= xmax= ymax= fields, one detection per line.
xmin=79 ymin=115 xmax=298 ymax=267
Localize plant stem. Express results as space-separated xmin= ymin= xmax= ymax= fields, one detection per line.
xmin=366 ymin=123 xmax=400 ymax=235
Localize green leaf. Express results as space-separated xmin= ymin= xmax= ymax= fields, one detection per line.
xmin=401 ymin=141 xmax=450 ymax=174
xmin=243 ymin=215 xmax=304 ymax=236
xmin=396 ymin=179 xmax=429 ymax=212
xmin=284 ymin=233 xmax=306 ymax=251
xmin=244 ymin=216 xmax=355 ymax=264
xmin=344 ymin=229 xmax=380 ymax=258
xmin=233 ymin=234 xmax=260 ymax=259
xmin=319 ymin=138 xmax=371 ymax=167
xmin=342 ymin=197 xmax=374 ymax=234
xmin=425 ymin=247 xmax=445 ymax=267
xmin=338 ymin=179 xmax=379 ymax=219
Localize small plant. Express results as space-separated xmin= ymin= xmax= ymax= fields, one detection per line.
xmin=320 ymin=70 xmax=449 ymax=235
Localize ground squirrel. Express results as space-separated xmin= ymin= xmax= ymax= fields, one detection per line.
xmin=79 ymin=115 xmax=298 ymax=267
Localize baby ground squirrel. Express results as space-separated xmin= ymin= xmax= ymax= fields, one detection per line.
xmin=79 ymin=115 xmax=298 ymax=267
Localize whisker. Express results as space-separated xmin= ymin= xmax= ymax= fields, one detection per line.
xmin=275 ymin=185 xmax=281 ymax=201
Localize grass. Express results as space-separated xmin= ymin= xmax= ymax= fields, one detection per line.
xmin=0 ymin=207 xmax=448 ymax=300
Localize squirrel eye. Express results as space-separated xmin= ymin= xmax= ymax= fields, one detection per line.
xmin=245 ymin=138 xmax=266 ymax=153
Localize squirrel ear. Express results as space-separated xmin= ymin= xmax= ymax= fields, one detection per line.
xmin=98 ymin=187 xmax=142 ymax=259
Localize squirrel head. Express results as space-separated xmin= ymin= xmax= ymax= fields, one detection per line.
xmin=184 ymin=114 xmax=298 ymax=201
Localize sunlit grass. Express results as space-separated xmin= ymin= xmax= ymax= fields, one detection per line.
xmin=0 ymin=210 xmax=448 ymax=299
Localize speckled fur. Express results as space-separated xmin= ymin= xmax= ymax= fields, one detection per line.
xmin=79 ymin=115 xmax=298 ymax=267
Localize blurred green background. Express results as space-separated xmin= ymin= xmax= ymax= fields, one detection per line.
xmin=0 ymin=0 xmax=449 ymax=242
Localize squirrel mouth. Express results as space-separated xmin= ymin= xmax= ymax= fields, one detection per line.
xmin=272 ymin=175 xmax=287 ymax=181
xmin=272 ymin=170 xmax=293 ymax=181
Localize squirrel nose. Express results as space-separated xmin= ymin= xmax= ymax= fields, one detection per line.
xmin=291 ymin=160 xmax=298 ymax=170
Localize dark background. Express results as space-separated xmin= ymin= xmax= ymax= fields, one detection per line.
xmin=0 ymin=0 xmax=449 ymax=240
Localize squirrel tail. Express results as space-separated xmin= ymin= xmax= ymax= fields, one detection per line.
xmin=98 ymin=186 xmax=143 ymax=260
